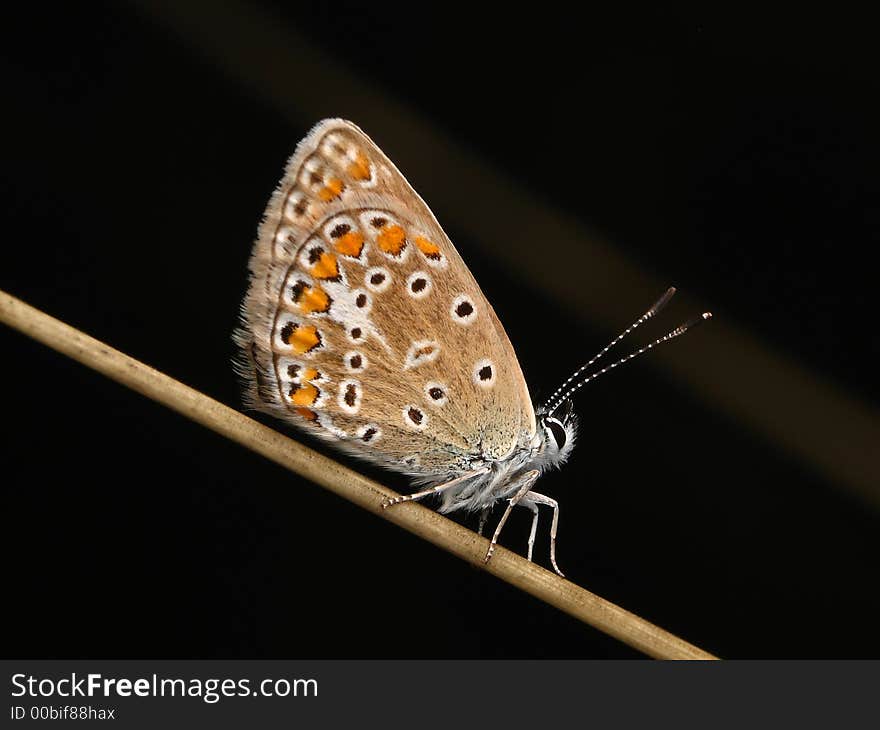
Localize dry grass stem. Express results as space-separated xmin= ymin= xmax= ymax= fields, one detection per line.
xmin=1 ymin=289 xmax=718 ymax=660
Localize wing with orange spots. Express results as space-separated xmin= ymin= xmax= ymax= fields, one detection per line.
xmin=235 ymin=119 xmax=536 ymax=477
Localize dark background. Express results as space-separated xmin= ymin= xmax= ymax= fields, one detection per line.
xmin=2 ymin=3 xmax=878 ymax=658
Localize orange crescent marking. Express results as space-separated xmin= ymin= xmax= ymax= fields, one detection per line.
xmin=298 ymin=285 xmax=331 ymax=314
xmin=290 ymin=325 xmax=321 ymax=354
xmin=318 ymin=177 xmax=345 ymax=201
xmin=348 ymin=152 xmax=372 ymax=181
xmin=377 ymin=225 xmax=407 ymax=255
xmin=291 ymin=382 xmax=319 ymax=406
xmin=414 ymin=236 xmax=441 ymax=259
xmin=311 ymin=252 xmax=339 ymax=280
xmin=301 ymin=367 xmax=319 ymax=382
xmin=295 ymin=407 xmax=319 ymax=422
xmin=334 ymin=231 xmax=365 ymax=257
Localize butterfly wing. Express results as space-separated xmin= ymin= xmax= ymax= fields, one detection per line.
xmin=236 ymin=119 xmax=536 ymax=476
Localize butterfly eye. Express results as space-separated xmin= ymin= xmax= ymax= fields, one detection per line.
xmin=545 ymin=417 xmax=567 ymax=451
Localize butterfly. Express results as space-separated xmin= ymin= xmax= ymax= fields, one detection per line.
xmin=235 ymin=119 xmax=710 ymax=577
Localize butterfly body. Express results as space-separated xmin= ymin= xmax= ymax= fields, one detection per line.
xmin=237 ymin=119 xmax=577 ymax=574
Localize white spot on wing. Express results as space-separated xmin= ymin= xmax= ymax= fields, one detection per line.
xmin=299 ymin=239 xmax=326 ymax=270
xmin=283 ymin=192 xmax=308 ymax=222
xmin=356 ymin=424 xmax=381 ymax=443
xmin=274 ymin=226 xmax=297 ymax=259
xmin=344 ymin=351 xmax=368 ymax=373
xmin=404 ymin=340 xmax=441 ymax=370
xmin=406 ymin=271 xmax=433 ymax=300
xmin=323 ymin=214 xmax=357 ymax=240
xmin=319 ymin=133 xmax=345 ymax=159
xmin=351 ymin=288 xmax=371 ymax=312
xmin=365 ymin=267 xmax=392 ymax=293
xmin=338 ymin=379 xmax=362 ymax=414
xmin=402 ymin=405 xmax=428 ymax=431
xmin=424 ymin=381 xmax=449 ymax=407
xmin=451 ymin=294 xmax=478 ymax=325
xmin=472 ymin=358 xmax=496 ymax=388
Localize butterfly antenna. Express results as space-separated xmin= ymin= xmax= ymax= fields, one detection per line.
xmin=545 ymin=311 xmax=712 ymax=416
xmin=540 ymin=287 xmax=677 ymax=412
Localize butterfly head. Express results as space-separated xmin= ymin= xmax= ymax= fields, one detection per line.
xmin=534 ymin=400 xmax=578 ymax=471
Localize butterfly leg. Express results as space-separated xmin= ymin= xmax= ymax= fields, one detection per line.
xmin=518 ymin=496 xmax=540 ymax=562
xmin=381 ymin=468 xmax=490 ymax=509
xmin=477 ymin=506 xmax=492 ymax=536
xmin=483 ymin=470 xmax=540 ymax=566
xmin=523 ymin=491 xmax=564 ymax=578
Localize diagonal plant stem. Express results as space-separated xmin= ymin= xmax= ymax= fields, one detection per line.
xmin=0 ymin=289 xmax=718 ymax=660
